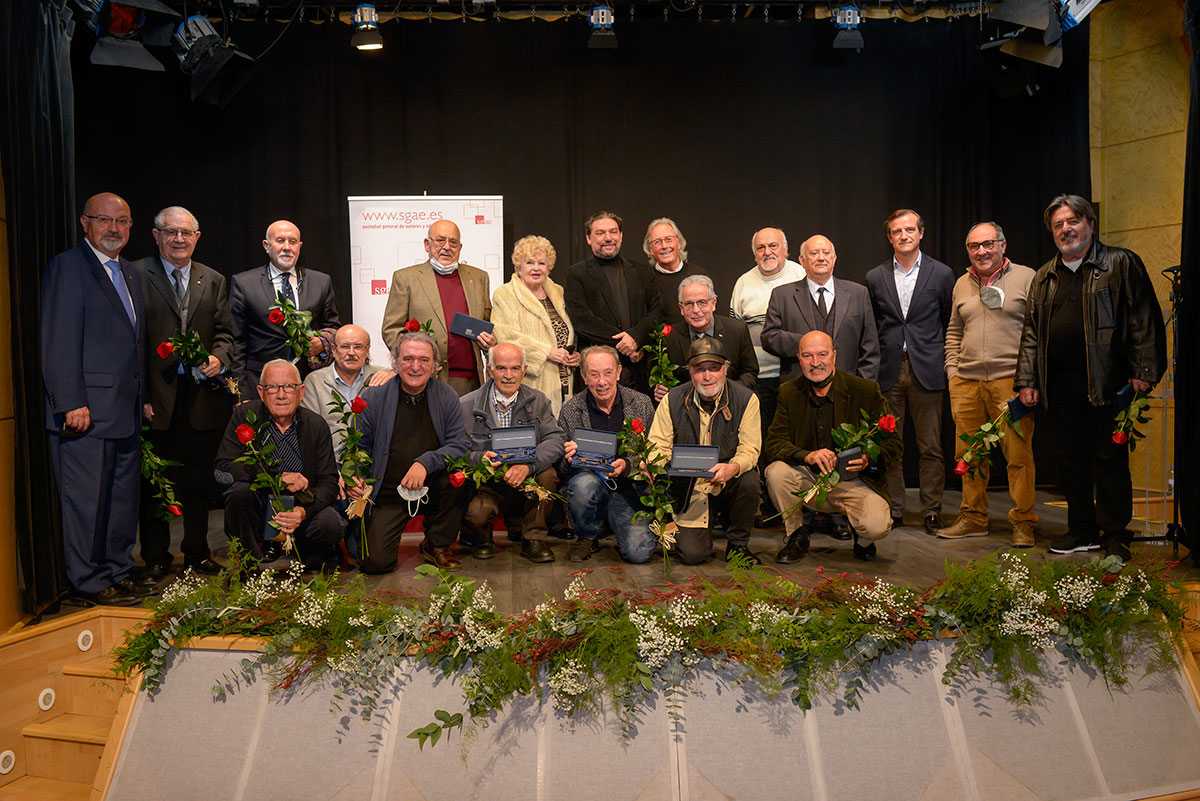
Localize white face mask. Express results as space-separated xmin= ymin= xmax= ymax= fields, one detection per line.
xmin=397 ymin=484 xmax=429 ymax=516
xmin=979 ymin=285 xmax=1005 ymax=310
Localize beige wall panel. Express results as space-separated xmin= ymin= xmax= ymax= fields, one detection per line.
xmin=1088 ymin=1 xmax=1108 ymax=60
xmin=0 ymin=419 xmax=16 ymax=633
xmin=1090 ymin=146 xmax=1105 ymax=218
xmin=1089 ymin=59 xmax=1105 ymax=148
xmin=1102 ymin=223 xmax=1181 ymax=306
xmin=1105 ymin=38 xmax=1189 ymax=145
xmin=1099 ymin=0 xmax=1185 ymax=58
xmin=0 ymin=217 xmax=12 ymax=420
xmin=1104 ymin=131 xmax=1185 ymax=231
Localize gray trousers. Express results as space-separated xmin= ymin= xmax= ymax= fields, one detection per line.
xmin=883 ymin=356 xmax=945 ymax=518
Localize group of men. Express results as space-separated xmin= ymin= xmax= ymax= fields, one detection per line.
xmin=41 ymin=193 xmax=1166 ymax=603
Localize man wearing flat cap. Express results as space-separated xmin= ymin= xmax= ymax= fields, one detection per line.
xmin=647 ymin=336 xmax=762 ymax=565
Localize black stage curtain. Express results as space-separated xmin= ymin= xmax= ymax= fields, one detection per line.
xmin=1179 ymin=0 xmax=1199 ymax=564
xmin=1 ymin=0 xmax=77 ymax=613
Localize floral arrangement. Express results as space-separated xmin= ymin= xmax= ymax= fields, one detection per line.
xmin=800 ymin=411 xmax=896 ymax=507
xmin=233 ymin=413 xmax=297 ymax=557
xmin=444 ymin=454 xmax=562 ymax=504
xmin=617 ymin=416 xmax=676 ymax=573
xmin=155 ymin=330 xmax=210 ymax=370
xmin=328 ymin=391 xmax=373 ymax=556
xmin=644 ymin=324 xmax=680 ymax=393
xmin=110 ymin=550 xmax=1189 ymax=752
xmin=954 ymin=401 xmax=1023 ymax=479
xmin=268 ymin=293 xmax=317 ymax=360
xmin=140 ymin=429 xmax=182 ymax=522
xmin=1113 ymin=390 xmax=1152 ymax=449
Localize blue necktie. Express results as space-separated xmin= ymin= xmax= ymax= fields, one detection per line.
xmin=280 ymin=271 xmax=296 ymax=305
xmin=106 ymin=260 xmax=136 ymax=325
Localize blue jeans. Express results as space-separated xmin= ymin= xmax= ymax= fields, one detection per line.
xmin=567 ymin=471 xmax=657 ymax=564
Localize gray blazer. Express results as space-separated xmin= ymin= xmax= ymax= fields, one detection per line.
xmin=300 ymin=363 xmax=387 ymax=454
xmin=460 ymin=380 xmax=566 ymax=475
xmin=761 ymin=277 xmax=880 ymax=382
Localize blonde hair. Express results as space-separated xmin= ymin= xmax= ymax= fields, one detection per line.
xmin=511 ymin=235 xmax=557 ymax=271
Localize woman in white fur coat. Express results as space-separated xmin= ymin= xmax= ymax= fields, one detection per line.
xmin=491 ymin=235 xmax=579 ymax=414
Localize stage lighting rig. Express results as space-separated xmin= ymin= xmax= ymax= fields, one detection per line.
xmin=832 ymin=5 xmax=863 ymax=52
xmin=75 ymin=0 xmax=181 ymax=71
xmin=173 ymin=14 xmax=257 ymax=108
xmin=351 ymin=4 xmax=384 ymax=50
xmin=588 ymin=4 xmax=617 ymax=49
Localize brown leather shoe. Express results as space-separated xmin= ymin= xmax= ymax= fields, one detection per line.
xmin=419 ymin=540 xmax=461 ymax=570
xmin=935 ymin=515 xmax=989 ymax=540
xmin=1011 ymin=521 xmax=1036 ymax=549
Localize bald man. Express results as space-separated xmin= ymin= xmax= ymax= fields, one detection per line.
xmin=381 ymin=220 xmax=496 ymax=396
xmin=301 ymin=324 xmax=395 ymax=455
xmin=763 ymin=331 xmax=899 ymax=563
xmin=42 ymin=193 xmax=148 ymax=605
xmin=230 ymin=219 xmax=341 ymax=391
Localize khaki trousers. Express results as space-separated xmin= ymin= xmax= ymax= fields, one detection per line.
xmin=948 ymin=375 xmax=1037 ymax=526
xmin=764 ymin=461 xmax=893 ymax=541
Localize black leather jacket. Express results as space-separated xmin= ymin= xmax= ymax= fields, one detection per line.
xmin=1014 ymin=239 xmax=1166 ymax=407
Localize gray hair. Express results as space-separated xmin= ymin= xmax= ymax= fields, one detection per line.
xmin=642 ymin=217 xmax=689 ymax=265
xmin=488 ymin=341 xmax=527 ymax=370
xmin=678 ymin=273 xmax=716 ymax=302
xmin=391 ymin=331 xmax=440 ymax=365
xmin=259 ymin=358 xmax=301 ymax=385
xmin=751 ymin=227 xmax=788 ymax=255
xmin=154 ymin=205 xmax=200 ymax=231
xmin=965 ymin=221 xmax=1006 ymax=244
xmin=580 ymin=345 xmax=620 ymax=373
xmin=1043 ymin=194 xmax=1096 ymax=231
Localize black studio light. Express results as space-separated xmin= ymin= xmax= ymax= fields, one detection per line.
xmin=352 ymin=4 xmax=384 ymax=51
xmin=173 ymin=14 xmax=257 ymax=108
xmin=588 ymin=4 xmax=616 ymax=49
xmin=832 ymin=5 xmax=863 ymax=52
xmin=78 ymin=0 xmax=181 ymax=71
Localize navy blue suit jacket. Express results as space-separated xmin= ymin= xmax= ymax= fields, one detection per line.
xmin=864 ymin=256 xmax=956 ymax=392
xmin=41 ymin=242 xmax=145 ymax=438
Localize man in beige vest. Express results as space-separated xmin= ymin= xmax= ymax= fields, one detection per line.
xmin=381 ymin=220 xmax=496 ymax=395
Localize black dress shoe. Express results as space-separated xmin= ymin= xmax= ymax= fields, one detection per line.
xmin=112 ymin=579 xmax=157 ymax=598
xmin=260 ymin=540 xmax=284 ymax=563
xmin=923 ymin=514 xmax=941 ymax=536
xmin=724 ymin=543 xmax=762 ymax=566
xmin=891 ymin=515 xmax=904 ymax=529
xmin=73 ymin=585 xmax=142 ymax=607
xmin=852 ymin=534 xmax=877 ymax=562
xmin=548 ymin=526 xmax=574 ymax=540
xmin=471 ymin=537 xmax=497 ymax=560
xmin=567 ymin=537 xmax=601 ymax=562
xmin=775 ymin=528 xmax=811 ymax=564
xmin=520 ymin=539 xmax=555 ymax=563
xmin=184 ymin=558 xmax=222 ymax=575
xmin=828 ymin=516 xmax=853 ymax=541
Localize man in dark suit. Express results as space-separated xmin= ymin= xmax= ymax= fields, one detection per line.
xmin=655 ymin=274 xmax=758 ymax=402
xmin=761 ymin=234 xmax=880 ymax=383
xmin=41 ymin=193 xmax=150 ymax=606
xmin=230 ymin=219 xmax=341 ymax=392
xmin=134 ymin=206 xmax=234 ymax=578
xmin=864 ymin=209 xmax=956 ymax=535
xmin=562 ymin=211 xmax=664 ymax=394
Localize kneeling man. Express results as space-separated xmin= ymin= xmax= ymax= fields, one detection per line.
xmin=764 ymin=331 xmax=899 ymax=562
xmin=460 ymin=342 xmax=566 ymax=563
xmin=351 ymin=332 xmax=471 ymax=572
xmin=559 ymin=346 xmax=658 ymax=563
xmin=215 ymin=359 xmax=343 ymax=568
xmin=647 ymin=337 xmax=762 ymax=565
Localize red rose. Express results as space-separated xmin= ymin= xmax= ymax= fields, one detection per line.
xmin=661 ymin=324 xmax=673 ymax=337
xmin=236 ymin=424 xmax=256 ymax=445
xmin=1112 ymin=431 xmax=1128 ymax=445
xmin=156 ymin=341 xmax=175 ymax=359
xmin=350 ymin=397 xmax=368 ymax=414
xmin=449 ymin=471 xmax=467 ymax=488
xmin=878 ymin=414 xmax=896 ymax=433
xmin=268 ymin=308 xmax=285 ymax=325
xmin=167 ymin=504 xmax=183 ymax=517
xmin=631 ymin=418 xmax=645 ymax=434
xmin=954 ymin=460 xmax=969 ymax=476
xmin=405 ymin=318 xmax=421 ymax=332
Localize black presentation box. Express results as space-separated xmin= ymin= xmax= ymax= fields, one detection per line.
xmin=571 ymin=428 xmax=618 ymax=473
xmin=666 ymin=444 xmax=719 ymax=478
xmin=492 ymin=425 xmax=537 ymax=464
xmin=450 ymin=312 xmax=494 ymax=340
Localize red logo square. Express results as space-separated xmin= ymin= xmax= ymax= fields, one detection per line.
xmin=371 ymin=280 xmax=388 ymax=295
xmin=475 ymin=215 xmax=485 ymax=224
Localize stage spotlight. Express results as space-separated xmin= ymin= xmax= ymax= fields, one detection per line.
xmin=832 ymin=5 xmax=863 ymax=52
xmin=588 ymin=4 xmax=617 ymax=49
xmin=352 ymin=4 xmax=384 ymax=51
xmin=76 ymin=0 xmax=181 ymax=71
xmin=173 ymin=14 xmax=257 ymax=109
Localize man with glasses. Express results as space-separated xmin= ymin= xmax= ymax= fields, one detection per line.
xmin=133 ymin=205 xmax=234 ymax=579
xmin=230 ymin=220 xmax=342 ymax=392
xmin=381 ymin=219 xmax=496 ymax=396
xmin=42 ymin=193 xmax=150 ymax=606
xmin=937 ymin=222 xmax=1037 ymax=547
xmin=301 ymin=324 xmax=395 ymax=455
xmin=215 ymin=360 xmax=344 ymax=569
xmin=655 ymin=274 xmax=758 ymax=402
xmin=864 ymin=209 xmax=955 ymax=535
xmin=647 ymin=337 xmax=763 ymax=565
xmin=642 ymin=217 xmax=707 ymax=328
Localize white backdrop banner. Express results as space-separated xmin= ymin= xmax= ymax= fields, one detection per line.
xmin=347 ymin=195 xmax=504 ymax=367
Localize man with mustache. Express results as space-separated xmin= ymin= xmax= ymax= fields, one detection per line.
xmin=381 ymin=219 xmax=497 ymax=396
xmin=763 ymin=331 xmax=900 ymax=562
xmin=647 ymin=337 xmax=762 ymax=565
xmin=1015 ymin=194 xmax=1166 ymax=560
xmin=42 ymin=192 xmax=150 ymax=606
xmin=642 ymin=217 xmax=707 ymax=329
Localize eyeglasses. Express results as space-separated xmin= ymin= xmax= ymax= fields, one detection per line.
xmin=84 ymin=214 xmax=132 ymax=227
xmin=260 ymin=383 xmax=301 ymax=394
xmin=650 ymin=235 xmax=678 ymax=247
xmin=335 ymin=343 xmax=368 ymax=352
xmin=158 ymin=227 xmax=197 ymax=239
xmin=429 ymin=236 xmax=461 ymax=247
xmin=680 ymin=299 xmax=713 ymax=311
xmin=966 ymin=239 xmax=1004 ymax=253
